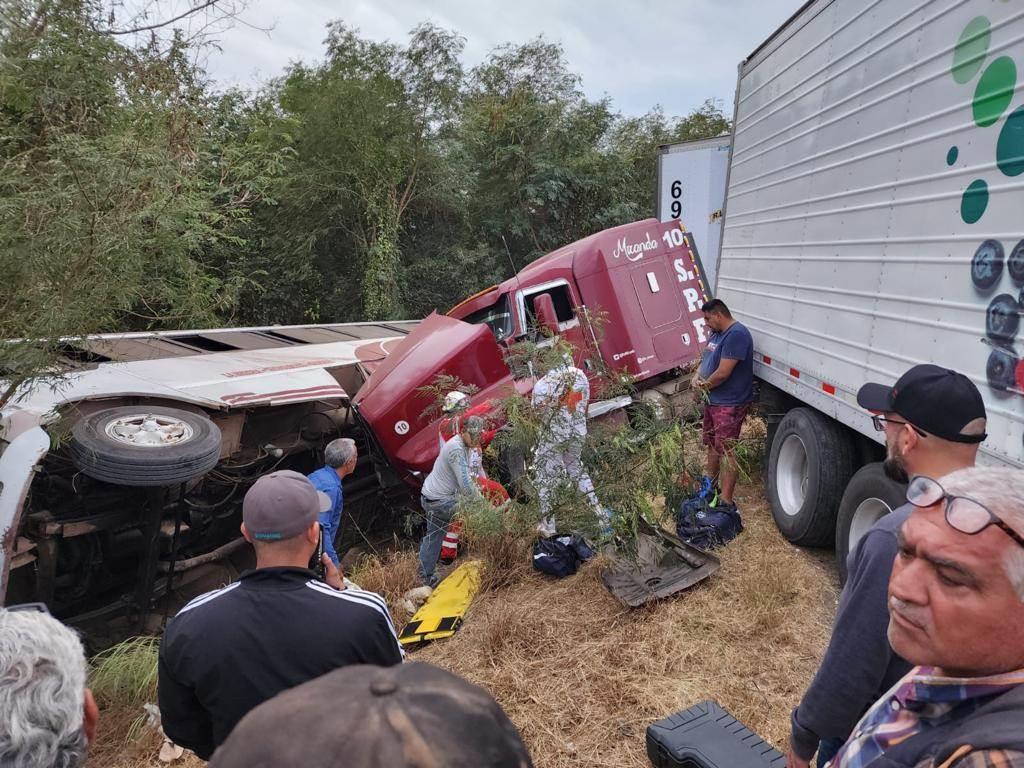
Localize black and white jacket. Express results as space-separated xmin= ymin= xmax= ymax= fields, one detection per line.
xmin=158 ymin=567 xmax=403 ymax=759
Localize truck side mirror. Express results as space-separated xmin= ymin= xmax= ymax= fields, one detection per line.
xmin=533 ymin=293 xmax=560 ymax=337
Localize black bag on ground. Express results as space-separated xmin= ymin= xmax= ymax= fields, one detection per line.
xmin=647 ymin=699 xmax=785 ymax=767
xmin=675 ymin=494 xmax=743 ymax=550
xmin=532 ymin=533 xmax=594 ymax=578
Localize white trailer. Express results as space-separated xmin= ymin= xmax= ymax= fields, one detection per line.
xmin=656 ymin=136 xmax=731 ymax=289
xmin=716 ymin=0 xmax=1024 ymax=575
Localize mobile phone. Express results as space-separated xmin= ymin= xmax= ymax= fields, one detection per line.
xmin=309 ymin=527 xmax=326 ymax=581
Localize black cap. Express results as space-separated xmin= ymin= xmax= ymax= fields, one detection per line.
xmin=857 ymin=364 xmax=987 ymax=444
xmin=209 ymin=663 xmax=534 ymax=768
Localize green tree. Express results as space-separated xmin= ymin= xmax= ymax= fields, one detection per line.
xmin=0 ymin=6 xmax=733 ymax=407
xmin=0 ymin=0 xmax=279 ymax=403
xmin=241 ymin=22 xmax=467 ymax=323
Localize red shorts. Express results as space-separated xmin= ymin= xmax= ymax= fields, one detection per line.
xmin=702 ymin=402 xmax=751 ymax=453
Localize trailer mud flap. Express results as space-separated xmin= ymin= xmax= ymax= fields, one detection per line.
xmin=602 ymin=518 xmax=720 ymax=608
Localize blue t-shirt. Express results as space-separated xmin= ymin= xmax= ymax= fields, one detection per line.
xmin=698 ymin=321 xmax=754 ymax=405
xmin=307 ymin=466 xmax=344 ymax=567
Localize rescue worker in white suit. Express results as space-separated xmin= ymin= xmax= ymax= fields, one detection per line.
xmin=531 ymin=348 xmax=609 ymax=535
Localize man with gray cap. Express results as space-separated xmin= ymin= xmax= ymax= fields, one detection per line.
xmin=158 ymin=470 xmax=403 ymax=760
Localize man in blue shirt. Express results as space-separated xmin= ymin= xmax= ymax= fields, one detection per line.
xmin=694 ymin=298 xmax=754 ymax=510
xmin=307 ymin=438 xmax=358 ymax=568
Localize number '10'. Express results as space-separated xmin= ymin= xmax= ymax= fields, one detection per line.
xmin=662 ymin=229 xmax=685 ymax=248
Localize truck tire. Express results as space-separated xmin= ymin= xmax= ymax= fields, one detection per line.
xmin=835 ymin=462 xmax=906 ymax=584
xmin=495 ymin=444 xmax=530 ymax=501
xmin=640 ymin=389 xmax=673 ymax=421
xmin=767 ymin=407 xmax=855 ymax=547
xmin=69 ymin=406 xmax=222 ymax=487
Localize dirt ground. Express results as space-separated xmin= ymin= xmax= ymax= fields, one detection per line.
xmin=87 ymin=479 xmax=838 ymax=768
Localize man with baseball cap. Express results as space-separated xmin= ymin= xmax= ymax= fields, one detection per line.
xmin=209 ymin=662 xmax=534 ymax=768
xmin=418 ymin=416 xmax=487 ymax=587
xmin=786 ymin=364 xmax=987 ymax=768
xmin=159 ymin=470 xmax=403 ymax=760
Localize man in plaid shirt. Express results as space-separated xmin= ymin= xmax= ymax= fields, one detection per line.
xmin=825 ymin=467 xmax=1024 ymax=768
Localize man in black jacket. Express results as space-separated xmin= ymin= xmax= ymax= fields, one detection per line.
xmin=158 ymin=470 xmax=403 ymax=759
xmin=786 ymin=365 xmax=987 ymax=768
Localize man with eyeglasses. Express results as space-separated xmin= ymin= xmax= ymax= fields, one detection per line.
xmin=827 ymin=466 xmax=1024 ymax=767
xmin=787 ymin=365 xmax=987 ymax=768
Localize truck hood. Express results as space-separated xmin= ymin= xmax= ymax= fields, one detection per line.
xmin=355 ymin=313 xmax=518 ymax=476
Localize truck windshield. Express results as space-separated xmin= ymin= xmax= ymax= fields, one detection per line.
xmin=461 ymin=295 xmax=513 ymax=342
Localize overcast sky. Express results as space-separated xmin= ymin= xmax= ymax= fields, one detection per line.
xmin=186 ymin=0 xmax=801 ymax=118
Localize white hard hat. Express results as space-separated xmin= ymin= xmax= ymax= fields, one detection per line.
xmin=442 ymin=391 xmax=469 ymax=413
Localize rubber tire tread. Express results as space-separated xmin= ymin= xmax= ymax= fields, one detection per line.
xmin=495 ymin=444 xmax=530 ymax=502
xmin=69 ymin=405 xmax=222 ymax=487
xmin=835 ymin=462 xmax=906 ymax=584
xmin=767 ymin=407 xmax=855 ymax=547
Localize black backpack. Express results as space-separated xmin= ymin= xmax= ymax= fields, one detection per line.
xmin=532 ymin=533 xmax=595 ymax=578
xmin=676 ymin=494 xmax=743 ymax=550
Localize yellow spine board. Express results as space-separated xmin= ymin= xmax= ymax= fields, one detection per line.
xmin=399 ymin=560 xmax=482 ymax=646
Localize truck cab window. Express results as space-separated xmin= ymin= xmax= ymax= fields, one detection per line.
xmin=461 ymin=295 xmax=513 ymax=342
xmin=523 ymin=285 xmax=576 ymax=329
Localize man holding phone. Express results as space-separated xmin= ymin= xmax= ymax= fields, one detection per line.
xmin=307 ymin=438 xmax=358 ymax=569
xmin=159 ymin=470 xmax=402 ymax=760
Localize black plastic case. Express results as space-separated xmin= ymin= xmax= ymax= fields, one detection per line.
xmin=646 ymin=700 xmax=786 ymax=768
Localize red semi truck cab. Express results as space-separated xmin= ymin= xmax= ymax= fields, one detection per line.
xmin=0 ymin=221 xmax=710 ymax=616
xmin=355 ymin=218 xmax=713 ymax=481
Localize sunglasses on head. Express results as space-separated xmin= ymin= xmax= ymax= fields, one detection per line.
xmin=4 ymin=602 xmax=51 ymax=614
xmin=907 ymin=475 xmax=1024 ymax=549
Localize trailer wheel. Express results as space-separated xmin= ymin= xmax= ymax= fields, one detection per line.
xmin=69 ymin=406 xmax=222 ymax=487
xmin=767 ymin=407 xmax=854 ymax=547
xmin=495 ymin=444 xmax=530 ymax=502
xmin=835 ymin=462 xmax=906 ymax=584
xmin=628 ymin=389 xmax=673 ymax=426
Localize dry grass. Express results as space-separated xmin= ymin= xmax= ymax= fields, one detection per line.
xmin=88 ymin=480 xmax=837 ymax=767
xmin=461 ymin=526 xmax=534 ymax=593
xmin=349 ymin=550 xmax=423 ymax=618
xmin=417 ymin=484 xmax=837 ymax=768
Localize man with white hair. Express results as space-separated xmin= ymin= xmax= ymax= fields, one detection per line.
xmin=827 ymin=466 xmax=1024 ymax=767
xmin=0 ymin=606 xmax=99 ymax=768
xmin=307 ymin=437 xmax=358 ymax=567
